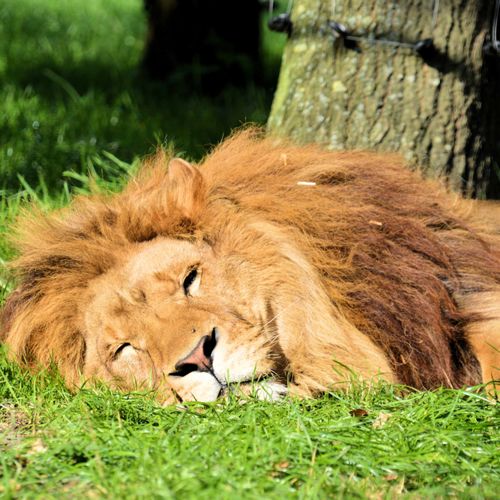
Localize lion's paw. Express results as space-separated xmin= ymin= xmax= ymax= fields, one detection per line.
xmin=225 ymin=380 xmax=288 ymax=402
xmin=252 ymin=381 xmax=288 ymax=402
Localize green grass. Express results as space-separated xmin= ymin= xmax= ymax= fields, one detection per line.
xmin=0 ymin=0 xmax=499 ymax=498
xmin=1 ymin=356 xmax=499 ymax=499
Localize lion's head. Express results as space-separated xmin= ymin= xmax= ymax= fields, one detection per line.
xmin=2 ymin=129 xmax=499 ymax=402
xmin=81 ymin=233 xmax=288 ymax=403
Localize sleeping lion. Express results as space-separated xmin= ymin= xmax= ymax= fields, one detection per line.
xmin=1 ymin=130 xmax=499 ymax=403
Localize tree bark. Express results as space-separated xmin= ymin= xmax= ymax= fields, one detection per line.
xmin=268 ymin=0 xmax=500 ymax=198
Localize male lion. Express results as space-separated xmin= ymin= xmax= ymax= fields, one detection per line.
xmin=1 ymin=130 xmax=499 ymax=403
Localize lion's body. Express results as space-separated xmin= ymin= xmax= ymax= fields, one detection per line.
xmin=1 ymin=130 xmax=499 ymax=402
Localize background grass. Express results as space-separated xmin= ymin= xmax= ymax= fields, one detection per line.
xmin=0 ymin=1 xmax=499 ymax=498
xmin=0 ymin=0 xmax=283 ymax=190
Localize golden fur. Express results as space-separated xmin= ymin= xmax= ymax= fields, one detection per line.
xmin=1 ymin=129 xmax=499 ymax=403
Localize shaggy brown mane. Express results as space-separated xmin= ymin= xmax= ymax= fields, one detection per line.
xmin=1 ymin=128 xmax=499 ymax=391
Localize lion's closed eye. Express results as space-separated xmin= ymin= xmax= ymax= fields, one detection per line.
xmin=109 ymin=342 xmax=157 ymax=388
xmin=113 ymin=342 xmax=136 ymax=361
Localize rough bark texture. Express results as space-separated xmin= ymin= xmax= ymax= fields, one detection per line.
xmin=143 ymin=0 xmax=261 ymax=90
xmin=268 ymin=0 xmax=500 ymax=198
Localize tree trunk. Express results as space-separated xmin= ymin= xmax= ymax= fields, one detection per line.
xmin=268 ymin=0 xmax=500 ymax=198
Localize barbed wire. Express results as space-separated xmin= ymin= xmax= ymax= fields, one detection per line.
xmin=268 ymin=0 xmax=499 ymax=61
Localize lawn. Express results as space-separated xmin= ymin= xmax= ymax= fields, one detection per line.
xmin=0 ymin=1 xmax=499 ymax=498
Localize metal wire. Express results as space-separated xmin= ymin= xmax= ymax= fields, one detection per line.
xmin=269 ymin=0 xmax=274 ymax=16
xmin=431 ymin=0 xmax=440 ymax=32
xmin=269 ymin=0 xmax=293 ymax=16
xmin=271 ymin=0 xmax=499 ymax=60
xmin=492 ymin=0 xmax=500 ymax=53
xmin=328 ymin=0 xmax=439 ymax=54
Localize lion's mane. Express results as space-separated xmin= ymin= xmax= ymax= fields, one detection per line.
xmin=2 ymin=129 xmax=499 ymax=389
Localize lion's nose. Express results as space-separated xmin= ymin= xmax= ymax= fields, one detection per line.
xmin=171 ymin=328 xmax=218 ymax=376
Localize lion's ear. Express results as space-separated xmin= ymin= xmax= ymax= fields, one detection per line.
xmin=167 ymin=158 xmax=206 ymax=220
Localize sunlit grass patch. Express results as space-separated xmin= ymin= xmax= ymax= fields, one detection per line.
xmin=1 ymin=348 xmax=499 ymax=498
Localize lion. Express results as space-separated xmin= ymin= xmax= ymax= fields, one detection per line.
xmin=1 ymin=129 xmax=499 ymax=404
